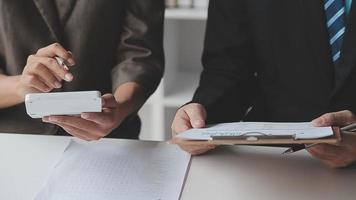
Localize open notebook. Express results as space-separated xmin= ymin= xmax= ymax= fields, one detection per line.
xmin=176 ymin=122 xmax=334 ymax=141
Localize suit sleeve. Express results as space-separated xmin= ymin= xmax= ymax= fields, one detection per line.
xmin=112 ymin=0 xmax=165 ymax=98
xmin=192 ymin=0 xmax=256 ymax=123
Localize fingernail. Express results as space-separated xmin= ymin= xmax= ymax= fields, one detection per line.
xmin=64 ymin=73 xmax=73 ymax=82
xmin=311 ymin=119 xmax=322 ymax=126
xmin=67 ymin=58 xmax=75 ymax=66
xmin=44 ymin=87 xmax=51 ymax=92
xmin=81 ymin=113 xmax=90 ymax=119
xmin=54 ymin=82 xmax=62 ymax=88
xmin=193 ymin=120 xmax=204 ymax=128
xmin=311 ymin=120 xmax=318 ymax=126
xmin=42 ymin=116 xmax=49 ymax=122
xmin=48 ymin=116 xmax=56 ymax=122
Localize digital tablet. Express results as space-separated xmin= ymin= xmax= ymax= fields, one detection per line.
xmin=25 ymin=91 xmax=102 ymax=118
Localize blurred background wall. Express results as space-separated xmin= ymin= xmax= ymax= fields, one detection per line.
xmin=139 ymin=0 xmax=209 ymax=140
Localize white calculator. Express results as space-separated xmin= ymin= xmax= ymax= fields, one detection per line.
xmin=25 ymin=91 xmax=102 ymax=118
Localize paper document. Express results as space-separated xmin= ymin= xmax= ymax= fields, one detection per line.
xmin=177 ymin=122 xmax=333 ymax=140
xmin=36 ymin=140 xmax=191 ymax=200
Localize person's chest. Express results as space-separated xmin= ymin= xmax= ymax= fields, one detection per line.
xmin=244 ymin=0 xmax=356 ymax=99
xmin=0 ymin=1 xmax=126 ymax=74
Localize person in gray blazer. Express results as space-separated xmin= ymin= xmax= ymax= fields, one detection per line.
xmin=0 ymin=0 xmax=165 ymax=140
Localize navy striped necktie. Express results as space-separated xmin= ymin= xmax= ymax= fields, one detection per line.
xmin=324 ymin=0 xmax=346 ymax=64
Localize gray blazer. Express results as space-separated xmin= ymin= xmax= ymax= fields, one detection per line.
xmin=0 ymin=0 xmax=165 ymax=138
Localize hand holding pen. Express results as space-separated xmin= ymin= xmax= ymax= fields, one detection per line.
xmin=283 ymin=124 xmax=356 ymax=154
xmin=285 ymin=110 xmax=356 ymax=168
xmin=16 ymin=43 xmax=75 ymax=99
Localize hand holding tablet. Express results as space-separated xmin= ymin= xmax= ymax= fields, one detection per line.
xmin=28 ymin=92 xmax=127 ymax=141
xmin=20 ymin=43 xmax=128 ymax=141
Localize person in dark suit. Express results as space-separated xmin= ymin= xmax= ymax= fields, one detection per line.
xmin=0 ymin=0 xmax=165 ymax=140
xmin=172 ymin=0 xmax=356 ymax=167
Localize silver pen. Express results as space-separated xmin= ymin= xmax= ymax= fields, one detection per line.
xmin=55 ymin=56 xmax=69 ymax=70
xmin=340 ymin=123 xmax=356 ymax=134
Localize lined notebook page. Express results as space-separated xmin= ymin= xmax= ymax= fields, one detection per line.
xmin=36 ymin=140 xmax=191 ymax=200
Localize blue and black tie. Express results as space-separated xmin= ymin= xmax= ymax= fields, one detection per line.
xmin=324 ymin=0 xmax=346 ymax=63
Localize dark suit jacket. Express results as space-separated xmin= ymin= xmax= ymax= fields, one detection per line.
xmin=0 ymin=0 xmax=165 ymax=138
xmin=193 ymin=0 xmax=356 ymax=124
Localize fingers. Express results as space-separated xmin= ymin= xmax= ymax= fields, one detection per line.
xmin=80 ymin=94 xmax=119 ymax=125
xmin=101 ymin=94 xmax=118 ymax=108
xmin=310 ymin=110 xmax=356 ymax=168
xmin=48 ymin=121 xmax=92 ymax=141
xmin=171 ymin=103 xmax=213 ymax=155
xmin=25 ymin=58 xmax=61 ymax=89
xmin=43 ymin=102 xmax=123 ymax=141
xmin=81 ymin=111 xmax=115 ymax=125
xmin=47 ymin=115 xmax=105 ymax=135
xmin=307 ymin=144 xmax=341 ymax=160
xmin=36 ymin=43 xmax=75 ymax=66
xmin=312 ymin=110 xmax=356 ymax=127
xmin=307 ymin=144 xmax=356 ymax=168
xmin=340 ymin=133 xmax=356 ymax=147
xmin=40 ymin=57 xmax=73 ymax=81
xmin=27 ymin=55 xmax=73 ymax=82
xmin=185 ymin=103 xmax=207 ymax=128
xmin=172 ymin=110 xmax=192 ymax=135
xmin=179 ymin=144 xmax=216 ymax=156
xmin=22 ymin=74 xmax=51 ymax=92
xmin=171 ymin=103 xmax=207 ymax=136
xmin=20 ymin=43 xmax=75 ymax=95
xmin=41 ymin=92 xmax=125 ymax=141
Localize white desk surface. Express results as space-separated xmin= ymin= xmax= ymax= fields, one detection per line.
xmin=1 ymin=133 xmax=355 ymax=200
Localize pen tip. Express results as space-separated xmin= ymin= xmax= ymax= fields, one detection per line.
xmin=282 ymin=149 xmax=293 ymax=155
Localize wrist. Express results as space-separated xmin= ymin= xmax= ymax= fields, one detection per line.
xmin=4 ymin=75 xmax=22 ymax=100
xmin=0 ymin=75 xmax=24 ymax=108
xmin=115 ymin=100 xmax=135 ymax=119
xmin=113 ymin=82 xmax=145 ymax=119
xmin=13 ymin=77 xmax=25 ymax=101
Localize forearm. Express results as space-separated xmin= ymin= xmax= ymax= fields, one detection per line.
xmin=0 ymin=74 xmax=23 ymax=108
xmin=113 ymin=82 xmax=146 ymax=119
xmin=112 ymin=0 xmax=164 ymax=99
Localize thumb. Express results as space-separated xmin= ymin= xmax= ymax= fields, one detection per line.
xmin=311 ymin=117 xmax=325 ymax=127
xmin=312 ymin=110 xmax=355 ymax=127
xmin=185 ymin=103 xmax=206 ymax=128
xmin=102 ymin=94 xmax=117 ymax=109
